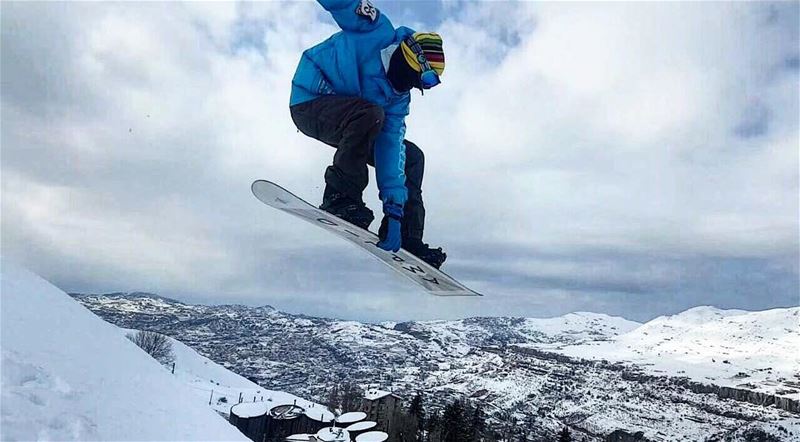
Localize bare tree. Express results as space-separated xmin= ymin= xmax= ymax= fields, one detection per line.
xmin=327 ymin=383 xmax=342 ymax=413
xmin=340 ymin=382 xmax=364 ymax=412
xmin=127 ymin=330 xmax=175 ymax=365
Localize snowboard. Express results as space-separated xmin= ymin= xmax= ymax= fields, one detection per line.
xmin=251 ymin=180 xmax=482 ymax=297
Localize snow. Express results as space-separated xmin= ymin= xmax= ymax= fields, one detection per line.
xmin=336 ymin=411 xmax=367 ymax=424
xmin=143 ymin=327 xmax=333 ymax=420
xmin=0 ymin=260 xmax=248 ymax=441
xmin=316 ymin=427 xmax=351 ymax=441
xmin=304 ymin=407 xmax=332 ymax=423
xmin=355 ymin=431 xmax=389 ymax=442
xmin=521 ymin=311 xmax=640 ymax=338
xmin=557 ymin=306 xmax=800 ymax=398
xmin=230 ymin=402 xmax=269 ymax=418
xmin=416 ymin=311 xmax=640 ymax=356
xmin=345 ymin=421 xmax=376 ymax=431
xmin=363 ymin=389 xmax=392 ymax=401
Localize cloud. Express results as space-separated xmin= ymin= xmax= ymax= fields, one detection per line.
xmin=410 ymin=2 xmax=798 ymax=264
xmin=1 ymin=1 xmax=797 ymax=322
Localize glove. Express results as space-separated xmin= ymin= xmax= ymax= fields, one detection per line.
xmin=377 ymin=202 xmax=403 ymax=252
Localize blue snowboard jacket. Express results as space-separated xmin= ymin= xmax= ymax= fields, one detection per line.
xmin=290 ymin=0 xmax=414 ymax=207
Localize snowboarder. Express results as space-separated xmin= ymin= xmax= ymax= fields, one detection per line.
xmin=289 ymin=0 xmax=447 ymax=269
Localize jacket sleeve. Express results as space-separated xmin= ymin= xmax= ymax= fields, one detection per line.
xmin=317 ymin=0 xmax=384 ymax=33
xmin=374 ymin=96 xmax=410 ymax=207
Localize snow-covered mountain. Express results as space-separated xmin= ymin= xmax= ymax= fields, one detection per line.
xmin=0 ymin=262 xmax=248 ymax=441
xmin=556 ymin=306 xmax=800 ymax=398
xmin=72 ymin=291 xmax=800 ymax=441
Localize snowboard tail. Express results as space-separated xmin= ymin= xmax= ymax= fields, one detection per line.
xmin=251 ymin=180 xmax=482 ymax=297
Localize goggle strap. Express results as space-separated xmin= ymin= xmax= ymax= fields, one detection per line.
xmin=404 ymin=36 xmax=440 ymax=91
xmin=404 ymin=37 xmax=434 ymax=73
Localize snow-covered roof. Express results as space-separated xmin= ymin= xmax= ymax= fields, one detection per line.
xmin=230 ymin=402 xmax=269 ymax=418
xmin=364 ymin=389 xmax=398 ymax=401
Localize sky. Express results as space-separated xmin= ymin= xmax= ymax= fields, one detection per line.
xmin=2 ymin=1 xmax=798 ymax=323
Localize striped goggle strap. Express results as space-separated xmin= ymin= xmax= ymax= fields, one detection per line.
xmin=404 ymin=37 xmax=434 ymax=74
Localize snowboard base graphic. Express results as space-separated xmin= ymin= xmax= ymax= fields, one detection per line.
xmin=251 ymin=180 xmax=482 ymax=297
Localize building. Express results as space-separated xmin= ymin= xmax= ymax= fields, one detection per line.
xmin=360 ymin=389 xmax=402 ymax=434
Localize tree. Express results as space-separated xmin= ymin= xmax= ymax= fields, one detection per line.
xmin=497 ymin=411 xmax=518 ymax=442
xmin=409 ymin=392 xmax=425 ymax=441
xmin=558 ymin=426 xmax=572 ymax=442
xmin=441 ymin=400 xmax=470 ymax=442
xmin=327 ymin=383 xmax=341 ymax=412
xmin=426 ymin=409 xmax=442 ymax=442
xmin=468 ymin=404 xmax=486 ymax=441
xmin=340 ymin=382 xmax=363 ymax=412
xmin=389 ymin=409 xmax=420 ymax=442
xmin=127 ymin=330 xmax=174 ymax=365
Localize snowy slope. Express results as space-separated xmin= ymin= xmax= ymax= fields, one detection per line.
xmin=558 ymin=306 xmax=800 ymax=398
xmin=392 ymin=312 xmax=639 ymax=356
xmin=0 ymin=261 xmax=248 ymax=441
xmin=142 ymin=329 xmax=334 ymax=419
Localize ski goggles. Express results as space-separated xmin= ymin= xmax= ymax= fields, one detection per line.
xmin=403 ymin=36 xmax=441 ymax=90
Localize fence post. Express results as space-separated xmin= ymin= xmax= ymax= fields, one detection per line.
xmin=209 ymin=389 xmax=214 ymax=406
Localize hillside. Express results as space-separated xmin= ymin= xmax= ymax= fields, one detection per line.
xmin=74 ymin=292 xmax=800 ymax=441
xmin=556 ymin=306 xmax=800 ymax=398
xmin=151 ymin=328 xmax=333 ymax=419
xmin=0 ymin=262 xmax=248 ymax=441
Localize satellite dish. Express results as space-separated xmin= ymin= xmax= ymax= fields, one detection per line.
xmin=345 ymin=421 xmax=377 ymax=432
xmin=230 ymin=402 xmax=269 ymax=418
xmin=336 ymin=411 xmax=367 ymax=424
xmin=355 ymin=431 xmax=389 ymax=442
xmin=316 ymin=427 xmax=351 ymax=442
xmin=269 ymin=404 xmax=305 ymax=419
xmin=303 ymin=407 xmax=330 ymax=423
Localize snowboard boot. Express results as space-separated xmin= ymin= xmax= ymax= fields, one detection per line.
xmin=319 ymin=188 xmax=374 ymax=231
xmin=403 ymin=238 xmax=447 ymax=269
xmin=379 ymin=219 xmax=447 ymax=268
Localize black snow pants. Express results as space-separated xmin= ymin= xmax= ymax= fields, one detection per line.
xmin=290 ymin=95 xmax=426 ymax=241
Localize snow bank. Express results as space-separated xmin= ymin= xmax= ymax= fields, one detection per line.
xmin=0 ymin=261 xmax=248 ymax=441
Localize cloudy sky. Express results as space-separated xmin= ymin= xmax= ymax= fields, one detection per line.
xmin=2 ymin=1 xmax=798 ymax=323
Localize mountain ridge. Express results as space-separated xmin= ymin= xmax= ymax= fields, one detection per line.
xmin=72 ymin=291 xmax=637 ymax=330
